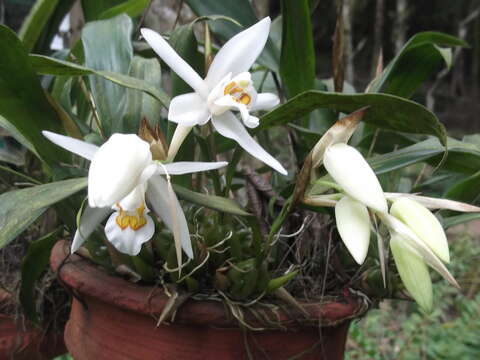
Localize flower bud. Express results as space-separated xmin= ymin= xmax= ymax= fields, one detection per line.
xmin=390 ymin=197 xmax=450 ymax=263
xmin=390 ymin=234 xmax=433 ymax=313
xmin=323 ymin=143 xmax=388 ymax=213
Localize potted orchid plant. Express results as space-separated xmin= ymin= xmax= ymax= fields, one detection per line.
xmin=1 ymin=1 xmax=479 ymax=359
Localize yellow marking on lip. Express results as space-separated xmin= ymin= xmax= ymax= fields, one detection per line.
xmin=239 ymin=94 xmax=251 ymax=105
xmin=224 ymin=81 xmax=237 ymax=95
xmin=115 ymin=204 xmax=147 ymax=231
xmin=224 ymin=81 xmax=251 ymax=105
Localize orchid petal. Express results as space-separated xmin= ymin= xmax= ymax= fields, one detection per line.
xmin=168 ymin=93 xmax=211 ymax=126
xmin=323 ymin=143 xmax=388 ymax=213
xmin=88 ymin=134 xmax=152 ymax=208
xmin=390 ymin=234 xmax=433 ymax=312
xmin=158 ymin=161 xmax=228 ymax=175
xmin=104 ymin=212 xmax=155 ymax=256
xmin=335 ymin=196 xmax=371 ymax=265
xmin=250 ymin=93 xmax=280 ymax=112
xmin=71 ymin=205 xmax=111 ymax=253
xmin=141 ymin=28 xmax=209 ymax=98
xmin=146 ymin=176 xmax=193 ymax=258
xmin=42 ymin=131 xmax=98 ymax=161
xmin=385 ymin=192 xmax=480 ymax=213
xmin=211 ymin=112 xmax=287 ymax=175
xmin=243 ymin=116 xmax=259 ymax=129
xmin=379 ymin=213 xmax=459 ymax=289
xmin=205 ymin=17 xmax=271 ymax=87
xmin=391 ymin=197 xmax=450 ymax=263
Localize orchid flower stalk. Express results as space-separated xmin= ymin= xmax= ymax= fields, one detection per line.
xmin=141 ymin=17 xmax=287 ymax=175
xmin=43 ymin=131 xmax=227 ymax=261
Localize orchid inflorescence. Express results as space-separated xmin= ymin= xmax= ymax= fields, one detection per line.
xmin=42 ymin=17 xmax=473 ymax=311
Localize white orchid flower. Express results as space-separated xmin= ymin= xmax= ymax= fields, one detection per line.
xmin=390 ymin=197 xmax=450 ymax=263
xmin=323 ymin=142 xmax=388 ymax=264
xmin=141 ymin=17 xmax=286 ymax=175
xmin=43 ymin=131 xmax=227 ymax=259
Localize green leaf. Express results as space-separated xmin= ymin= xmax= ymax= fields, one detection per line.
xmin=0 ymin=25 xmax=68 ymax=165
xmin=443 ymin=213 xmax=480 ymax=229
xmin=0 ymin=136 xmax=26 ymax=166
xmin=266 ymin=270 xmax=298 ymax=293
xmin=99 ymin=0 xmax=150 ymax=19
xmin=30 ymin=54 xmax=170 ymax=108
xmin=82 ymin=14 xmax=133 ymax=135
xmin=81 ymin=0 xmax=125 ymax=21
xmin=173 ymin=184 xmax=251 ymax=216
xmin=444 ymin=170 xmax=480 ymax=204
xmin=20 ymin=229 xmax=59 ymax=323
xmin=18 ymin=0 xmax=60 ymax=52
xmin=184 ymin=0 xmax=280 ymax=71
xmin=0 ymin=178 xmax=87 ymax=249
xmin=280 ymin=0 xmax=315 ymax=98
xmin=0 ymin=115 xmax=38 ymax=156
xmin=370 ymin=137 xmax=480 ymax=175
xmin=259 ymin=91 xmax=447 ymax=148
xmin=369 ymin=32 xmax=467 ymax=98
xmin=34 ymin=0 xmax=76 ymax=53
xmin=123 ymin=56 xmax=163 ymax=132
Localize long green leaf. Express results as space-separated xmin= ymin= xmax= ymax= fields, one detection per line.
xmin=99 ymin=0 xmax=150 ymax=19
xmin=30 ymin=54 xmax=170 ymax=108
xmin=0 ymin=115 xmax=38 ymax=156
xmin=0 ymin=25 xmax=68 ymax=165
xmin=259 ymin=91 xmax=447 ymax=147
xmin=20 ymin=230 xmax=59 ymax=323
xmin=34 ymin=0 xmax=76 ymax=53
xmin=82 ymin=14 xmax=133 ymax=135
xmin=280 ymin=0 xmax=315 ymax=98
xmin=0 ymin=178 xmax=87 ymax=249
xmin=173 ymin=184 xmax=250 ymax=216
xmin=184 ymin=0 xmax=280 ymax=71
xmin=81 ymin=0 xmax=125 ymax=21
xmin=370 ymin=137 xmax=480 ymax=175
xmin=443 ymin=213 xmax=480 ymax=229
xmin=444 ymin=170 xmax=480 ymax=203
xmin=123 ymin=56 xmax=163 ymax=132
xmin=369 ymin=32 xmax=467 ymax=98
xmin=18 ymin=0 xmax=60 ymax=52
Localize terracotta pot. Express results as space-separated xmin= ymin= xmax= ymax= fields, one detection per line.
xmin=0 ymin=291 xmax=66 ymax=360
xmin=51 ymin=240 xmax=368 ymax=360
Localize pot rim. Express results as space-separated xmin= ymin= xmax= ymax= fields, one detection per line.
xmin=51 ymin=240 xmax=368 ymax=329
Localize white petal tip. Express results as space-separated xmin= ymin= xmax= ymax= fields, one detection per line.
xmin=259 ymin=17 xmax=271 ymax=25
xmin=185 ymin=249 xmax=194 ymax=259
xmin=140 ymin=27 xmax=153 ymax=38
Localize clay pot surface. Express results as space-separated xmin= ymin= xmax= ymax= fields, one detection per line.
xmin=51 ymin=240 xmax=367 ymax=360
xmin=0 ymin=290 xmax=66 ymax=360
